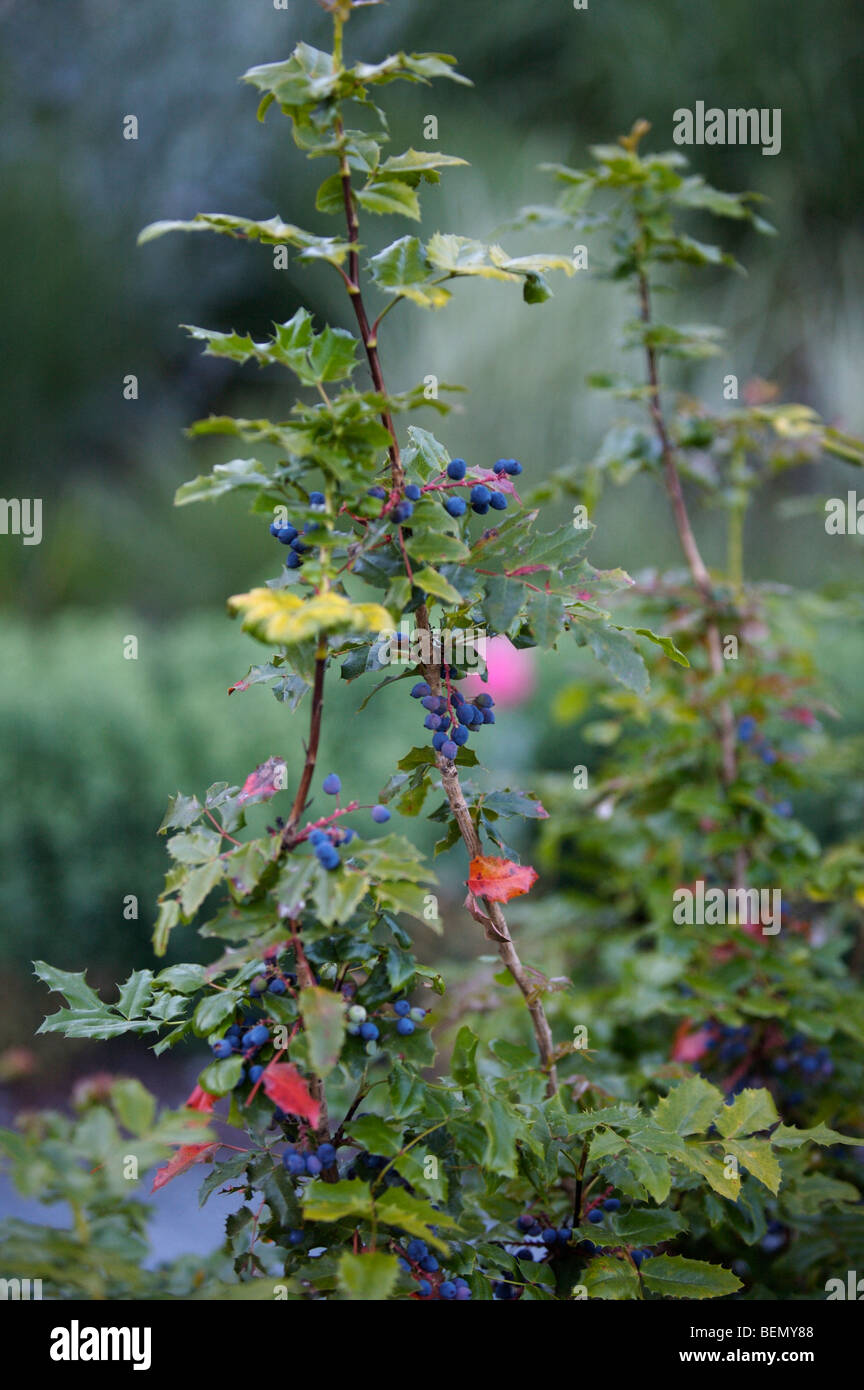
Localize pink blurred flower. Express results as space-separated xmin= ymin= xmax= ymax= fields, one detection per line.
xmin=464 ymin=635 xmax=536 ymax=708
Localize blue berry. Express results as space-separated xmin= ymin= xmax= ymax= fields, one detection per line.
xmin=248 ymin=1025 xmax=269 ymax=1048
xmin=489 ymin=491 xmax=508 ymax=510
xmin=316 ymin=1143 xmax=337 ymax=1165
xmin=309 ymin=828 xmax=328 ymax=845
xmin=283 ymin=1152 xmax=306 ymax=1176
xmin=455 ymin=1285 xmax=471 ymax=1300
xmin=632 ymin=1249 xmax=646 ymax=1268
xmin=417 ymin=1280 xmax=432 ymax=1297
xmin=588 ymin=1209 xmax=604 ymax=1224
xmin=432 ymin=731 xmax=447 ymax=752
xmin=248 ymin=1064 xmax=264 ymax=1083
xmin=371 ymin=805 xmax=391 ymax=823
xmin=212 ymin=1039 xmax=234 ymax=1059
xmin=410 ymin=681 xmax=431 ymax=699
xmin=268 ymin=978 xmax=287 ymax=995
xmin=394 ymin=1000 xmax=411 ymax=1017
xmin=557 ymin=1227 xmax=572 ymax=1244
xmin=424 ymin=713 xmax=442 ymax=731
xmin=406 ymin=1239 xmax=427 ymax=1261
xmin=421 ymin=695 xmax=440 ymax=711
xmin=541 ymin=1228 xmax=558 ymax=1246
xmin=419 ymin=1254 xmax=439 ymax=1273
xmin=390 ymin=500 xmax=414 ymax=524
xmin=737 ymin=715 xmax=756 ymax=741
xmin=322 ymin=772 xmax=341 ymax=795
xmin=470 ymin=486 xmax=491 ymax=510
xmin=368 ymin=486 xmax=387 ymax=499
xmin=516 ymin=1214 xmax=535 ymax=1232
xmin=451 ymin=725 xmax=470 ymax=746
xmin=308 ymin=491 xmax=325 ymax=505
xmin=360 ymin=1021 xmax=380 ymax=1041
xmin=285 ymin=552 xmax=302 ymax=569
xmin=481 ymin=709 xmax=496 ymax=724
xmin=405 ymin=484 xmax=421 ymax=501
xmin=277 ymin=525 xmax=298 ymax=544
xmin=444 ymin=497 xmax=467 ymax=518
xmin=234 ymin=1068 xmax=248 ymax=1088
xmin=440 ymin=740 xmax=458 ymax=759
xmin=288 ymin=1229 xmax=305 ymax=1246
xmin=447 ymin=458 xmax=467 ymax=480
xmin=603 ymin=1198 xmax=621 ymax=1212
xmin=503 ymin=459 xmax=522 ymax=475
xmin=305 ymin=1154 xmax=323 ymax=1176
xmin=396 ymin=1017 xmax=415 ymax=1036
xmin=475 ymin=693 xmax=494 ymax=708
xmin=439 ymin=1280 xmax=456 ymax=1299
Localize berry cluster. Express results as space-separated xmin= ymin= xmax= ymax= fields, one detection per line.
xmin=345 ymin=998 xmax=427 ymax=1044
xmin=303 ymin=774 xmax=391 ymax=873
xmin=398 ymin=1238 xmax=472 ymax=1299
xmin=269 ymin=492 xmax=326 ymax=569
xmin=697 ymin=1021 xmax=835 ymax=1108
xmin=210 ymin=1016 xmax=271 ymax=1088
xmin=409 ymin=676 xmax=495 ymax=762
xmin=282 ymin=1140 xmax=338 ymax=1178
xmin=365 ymin=456 xmax=522 ymax=528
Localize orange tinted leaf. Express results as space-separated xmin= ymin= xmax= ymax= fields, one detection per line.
xmin=467 ymin=855 xmax=538 ymax=902
xmin=185 ymin=1084 xmax=217 ymax=1113
xmin=151 ymin=1141 xmax=219 ymax=1192
xmin=262 ymin=1063 xmax=321 ymax=1126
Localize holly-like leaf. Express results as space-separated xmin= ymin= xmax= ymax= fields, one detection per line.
xmin=714 ymin=1088 xmax=780 ymax=1139
xmin=337 ymin=1251 xmax=400 ymax=1301
xmin=640 ymin=1255 xmax=742 ymax=1300
xmin=300 ymin=987 xmax=346 ymax=1077
xmin=229 ymin=589 xmax=393 ymax=648
xmin=467 ymin=855 xmax=538 ymax=903
xmin=262 ymin=1064 xmax=321 ymax=1126
xmin=653 ymin=1077 xmax=724 ymax=1136
xmin=582 ymin=1255 xmax=642 ymax=1300
xmin=151 ymin=1142 xmax=219 ymax=1193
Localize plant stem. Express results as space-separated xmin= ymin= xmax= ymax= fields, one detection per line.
xmin=637 ymin=268 xmax=737 ymax=791
xmin=335 ymin=133 xmax=558 ymax=1094
xmin=285 ymin=644 xmax=328 ymax=833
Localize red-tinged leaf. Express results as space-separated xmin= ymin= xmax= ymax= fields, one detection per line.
xmin=467 ymin=854 xmax=538 ymax=903
xmin=151 ymin=1141 xmax=219 ymax=1192
xmin=228 ymin=678 xmax=251 ymax=695
xmin=670 ymin=1020 xmax=713 ymax=1064
xmin=237 ymin=755 xmax=287 ymax=806
xmin=185 ymin=1084 xmax=217 ymax=1112
xmin=506 ymin=564 xmax=549 ymax=578
xmin=262 ymin=1063 xmax=321 ymax=1126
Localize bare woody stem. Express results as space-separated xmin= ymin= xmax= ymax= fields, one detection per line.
xmin=637 ymin=269 xmax=737 ymax=791
xmin=333 ymin=93 xmax=557 ymax=1092
xmin=285 ymin=644 xmax=328 ymax=832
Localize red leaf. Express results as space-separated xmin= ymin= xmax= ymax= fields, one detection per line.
xmin=262 ymin=1063 xmax=321 ymax=1126
xmin=467 ymin=855 xmax=538 ymax=903
xmin=151 ymin=1141 xmax=219 ymax=1192
xmin=185 ymin=1084 xmax=217 ymax=1113
xmin=670 ymin=1020 xmax=713 ymax=1063
xmin=237 ymin=755 xmax=287 ymax=806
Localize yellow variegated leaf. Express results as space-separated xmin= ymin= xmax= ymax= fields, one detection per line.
xmin=228 ymin=588 xmax=393 ymax=647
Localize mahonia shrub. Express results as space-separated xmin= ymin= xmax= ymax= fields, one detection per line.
xmin=3 ymin=2 xmax=858 ymax=1302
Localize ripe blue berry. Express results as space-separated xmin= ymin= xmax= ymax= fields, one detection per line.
xmin=421 ymin=695 xmax=440 ymax=711
xmin=632 ymin=1249 xmax=646 ymax=1268
xmin=406 ymin=1239 xmax=427 ymax=1261
xmin=432 ymin=731 xmax=447 ymax=752
xmin=447 ymin=458 xmax=467 ymax=480
xmin=475 ymin=693 xmax=494 ymax=708
xmin=277 ymin=525 xmax=298 ymax=544
xmin=285 ymin=552 xmax=302 ymax=569
xmin=212 ymin=1039 xmax=234 ymax=1059
xmin=390 ymin=500 xmax=414 ymax=524
xmin=424 ymin=713 xmax=442 ymax=731
xmin=322 ymin=772 xmax=341 ymax=795
xmin=492 ymin=459 xmax=509 ymax=473
xmin=417 ymin=1280 xmax=432 ymax=1297
xmin=283 ymin=1152 xmax=306 ymax=1176
xmin=737 ymin=715 xmax=756 ymax=741
xmin=268 ymin=977 xmax=287 ymax=995
xmin=371 ymin=804 xmax=391 ymax=823
xmin=603 ymin=1198 xmax=621 ymax=1212
xmin=248 ymin=1025 xmax=269 ymax=1048
xmin=367 ymin=486 xmax=387 ymax=499
xmin=470 ymin=485 xmax=491 ymax=508
xmin=440 ymin=739 xmax=457 ymax=759
xmin=503 ymin=459 xmax=522 ymax=475
xmin=444 ymin=496 xmax=467 ymax=518
xmin=481 ymin=709 xmax=496 ymax=724
xmin=489 ymin=491 xmax=508 ymax=510
xmin=396 ymin=1017 xmax=415 ymax=1036
xmin=308 ymin=491 xmax=325 ymax=505
xmin=541 ymin=1228 xmax=558 ymax=1246
xmin=419 ymin=1254 xmax=439 ymax=1273
xmin=557 ymin=1227 xmax=572 ymax=1244
xmin=305 ymin=1154 xmax=323 ymax=1176
xmin=588 ymin=1209 xmax=604 ymax=1224
xmin=455 ymin=1285 xmax=471 ymax=1300
xmin=394 ymin=1000 xmax=411 ymax=1016
xmin=451 ymin=725 xmax=470 ymax=746
xmin=309 ymin=828 xmax=328 ymax=845
xmin=360 ymin=1021 xmax=380 ymax=1041
xmin=410 ymin=681 xmax=431 ymax=698
xmin=439 ymin=1281 xmax=456 ymax=1299
xmin=316 ymin=1143 xmax=337 ymax=1165
xmin=517 ymin=1214 xmax=535 ymax=1232
xmin=405 ymin=484 xmax=421 ymax=501
xmin=288 ymin=1229 xmax=305 ymax=1245
xmin=248 ymin=1064 xmax=264 ymax=1083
